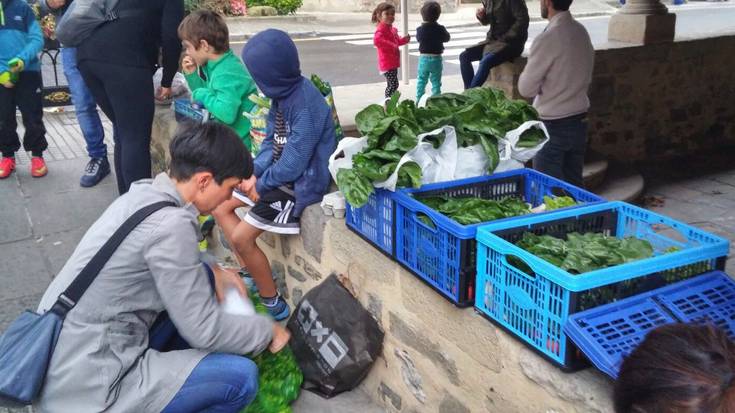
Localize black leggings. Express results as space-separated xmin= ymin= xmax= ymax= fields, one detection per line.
xmin=78 ymin=60 xmax=154 ymax=194
xmin=384 ymin=69 xmax=399 ymax=99
xmin=0 ymin=71 xmax=47 ymax=157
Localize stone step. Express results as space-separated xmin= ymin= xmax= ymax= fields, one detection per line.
xmin=583 ymin=155 xmax=609 ymax=191
xmin=293 ymin=388 xmax=385 ymax=413
xmin=594 ymin=163 xmax=645 ymax=203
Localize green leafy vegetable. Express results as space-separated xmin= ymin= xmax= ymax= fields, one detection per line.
xmin=243 ymin=294 xmax=303 ymax=413
xmin=337 ymin=168 xmax=374 ymax=207
xmin=543 ymin=195 xmax=577 ymax=210
xmin=514 ymin=232 xmax=655 ymax=274
xmin=419 ymin=196 xmax=531 ymax=225
xmin=339 ymin=88 xmax=545 ymax=208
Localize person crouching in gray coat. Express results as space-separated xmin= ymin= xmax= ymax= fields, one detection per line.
xmin=34 ymin=122 xmax=291 ymax=413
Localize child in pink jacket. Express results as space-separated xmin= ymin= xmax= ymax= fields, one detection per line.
xmin=372 ymin=2 xmax=410 ymax=99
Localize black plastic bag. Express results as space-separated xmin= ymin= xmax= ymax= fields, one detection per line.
xmin=287 ymin=275 xmax=384 ymax=398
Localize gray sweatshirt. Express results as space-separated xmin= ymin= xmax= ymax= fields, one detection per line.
xmin=518 ymin=11 xmax=594 ymax=120
xmin=35 ymin=173 xmax=273 ymax=413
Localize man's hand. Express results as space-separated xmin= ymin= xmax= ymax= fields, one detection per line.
xmin=156 ymin=87 xmax=172 ymax=101
xmin=476 ymin=7 xmax=486 ymax=21
xmin=239 ymin=176 xmax=260 ymax=202
xmin=46 ymin=0 xmax=66 ymax=10
xmin=1 ymin=81 xmax=14 ymax=89
xmin=402 ymin=34 xmax=411 ymax=43
xmin=8 ymin=58 xmax=24 ymax=74
xmin=269 ymin=324 xmax=291 ymax=353
xmin=181 ymin=56 xmax=197 ymax=75
xmin=212 ymin=265 xmax=247 ymax=303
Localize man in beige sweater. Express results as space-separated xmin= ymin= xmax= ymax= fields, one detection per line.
xmin=518 ymin=0 xmax=594 ymax=188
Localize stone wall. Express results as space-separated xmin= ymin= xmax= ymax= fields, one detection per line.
xmin=209 ymin=206 xmax=615 ymax=413
xmin=299 ymin=0 xmax=459 ymax=13
xmin=485 ymin=35 xmax=735 ymax=162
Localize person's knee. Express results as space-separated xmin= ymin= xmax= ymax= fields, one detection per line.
xmin=459 ymin=50 xmax=469 ymax=63
xmin=231 ymin=357 xmax=259 ymax=407
xmin=231 ymin=226 xmax=259 ymax=254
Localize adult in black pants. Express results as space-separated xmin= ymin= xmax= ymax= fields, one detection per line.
xmin=77 ymin=0 xmax=183 ymax=194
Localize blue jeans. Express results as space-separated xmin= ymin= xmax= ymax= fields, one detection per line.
xmin=152 ymin=264 xmax=259 ymax=413
xmin=416 ymin=55 xmax=443 ymax=102
xmin=459 ymin=44 xmax=514 ymax=89
xmin=533 ymin=114 xmax=588 ymax=188
xmin=61 ymin=47 xmax=107 ymax=159
xmin=161 ymin=353 xmax=259 ymax=413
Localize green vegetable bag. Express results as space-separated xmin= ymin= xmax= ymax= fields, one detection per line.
xmin=242 ymin=294 xmax=303 ymax=413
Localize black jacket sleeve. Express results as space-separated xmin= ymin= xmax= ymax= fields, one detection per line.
xmin=159 ymin=0 xmax=184 ymax=88
xmin=499 ymin=0 xmax=529 ymax=45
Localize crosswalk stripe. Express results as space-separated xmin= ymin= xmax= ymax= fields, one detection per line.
xmin=322 ymin=26 xmax=487 ymax=41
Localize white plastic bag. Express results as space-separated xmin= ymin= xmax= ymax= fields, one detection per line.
xmin=496 ymin=120 xmax=550 ymax=173
xmin=328 ymin=136 xmax=368 ymax=182
xmin=454 ymin=144 xmax=490 ymax=180
xmin=374 ymin=126 xmax=458 ymax=191
xmin=153 ymin=68 xmax=190 ymax=105
xmin=222 ymin=288 xmax=255 ymax=316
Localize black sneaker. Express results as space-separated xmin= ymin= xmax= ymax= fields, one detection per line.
xmin=80 ymin=157 xmax=110 ymax=188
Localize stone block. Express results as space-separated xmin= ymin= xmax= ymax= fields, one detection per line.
xmin=367 ymin=293 xmax=383 ymax=327
xmin=292 ymin=287 xmax=303 ymax=305
xmin=287 ymin=265 xmax=307 ymax=282
xmin=388 ymin=312 xmax=461 ymax=386
xmin=280 ymin=235 xmax=291 ymax=258
xmin=399 ymin=269 xmax=502 ymax=373
xmin=378 ymin=381 xmax=402 ymax=411
xmin=394 ymin=349 xmax=427 ymax=403
xmin=519 ymin=348 xmax=613 ymax=413
xmin=150 ymin=107 xmax=177 ymax=175
xmin=260 ymin=232 xmax=276 ymax=249
xmin=300 ymin=205 xmax=327 ymax=262
xmin=248 ymin=5 xmax=278 ymax=16
xmin=272 ymin=260 xmax=289 ymax=299
xmin=439 ymin=394 xmax=471 ymax=413
xmin=608 ymin=12 xmax=676 ymax=45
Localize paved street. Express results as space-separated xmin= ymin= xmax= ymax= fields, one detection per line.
xmin=230 ymin=3 xmax=735 ymax=86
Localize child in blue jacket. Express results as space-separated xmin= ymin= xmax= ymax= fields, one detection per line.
xmin=212 ymin=29 xmax=335 ymax=320
xmin=0 ymin=0 xmax=48 ymax=179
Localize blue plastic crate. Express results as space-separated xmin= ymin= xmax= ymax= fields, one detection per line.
xmin=565 ymin=272 xmax=735 ymax=378
xmin=174 ymin=99 xmax=209 ymax=123
xmin=475 ymin=201 xmax=730 ymax=369
xmin=345 ymin=189 xmax=395 ymax=257
xmin=393 ymin=169 xmax=605 ymax=307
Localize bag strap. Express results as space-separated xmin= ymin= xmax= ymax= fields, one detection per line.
xmin=50 ymin=201 xmax=176 ymax=317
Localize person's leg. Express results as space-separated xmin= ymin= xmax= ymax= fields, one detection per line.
xmin=560 ymin=117 xmax=588 ymax=188
xmin=459 ymin=44 xmax=484 ymax=89
xmin=415 ymin=57 xmax=430 ymax=102
xmin=384 ymin=69 xmax=399 ymax=99
xmin=15 ymin=71 xmax=48 ymax=157
xmin=61 ymin=48 xmax=107 ymax=159
xmin=0 ymin=83 xmax=20 ymax=158
xmin=79 ymin=60 xmax=123 ymax=191
xmin=93 ymin=64 xmax=154 ymax=194
xmin=429 ymin=58 xmax=443 ymax=97
xmin=62 ymin=48 xmax=110 ymax=187
xmin=533 ymin=120 xmax=569 ymax=181
xmin=469 ymin=51 xmax=513 ymax=88
xmin=161 ymin=353 xmax=259 ymax=413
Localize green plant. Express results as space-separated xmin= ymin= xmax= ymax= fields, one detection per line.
xmin=247 ymin=0 xmax=303 ymax=15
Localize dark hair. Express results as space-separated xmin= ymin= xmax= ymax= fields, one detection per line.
xmin=372 ymin=2 xmax=396 ymax=24
xmin=421 ymin=1 xmax=441 ymax=23
xmin=550 ymin=0 xmax=573 ymax=11
xmin=615 ymin=324 xmax=735 ymax=413
xmin=177 ymin=10 xmax=230 ymax=53
xmin=169 ymin=122 xmax=252 ymax=185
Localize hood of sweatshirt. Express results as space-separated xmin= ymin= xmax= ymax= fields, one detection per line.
xmin=241 ymin=29 xmax=301 ymax=100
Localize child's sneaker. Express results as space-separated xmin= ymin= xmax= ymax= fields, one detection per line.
xmin=262 ymin=294 xmax=290 ymax=321
xmin=30 ymin=157 xmax=48 ymax=178
xmin=0 ymin=157 xmax=15 ymax=179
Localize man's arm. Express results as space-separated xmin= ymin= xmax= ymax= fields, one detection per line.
xmin=192 ymin=67 xmax=251 ymax=125
xmin=144 ymin=213 xmax=274 ymax=355
xmin=499 ymin=0 xmax=530 ymax=44
xmin=517 ymin=35 xmax=554 ymax=98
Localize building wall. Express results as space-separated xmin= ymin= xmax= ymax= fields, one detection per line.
xmin=485 ymin=35 xmax=735 ymax=162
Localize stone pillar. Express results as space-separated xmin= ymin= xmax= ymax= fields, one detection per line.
xmin=608 ymin=0 xmax=676 ymax=44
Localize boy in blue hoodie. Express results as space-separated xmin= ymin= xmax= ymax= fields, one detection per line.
xmin=212 ymin=29 xmax=335 ymax=320
xmin=0 ymin=0 xmax=47 ymax=179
